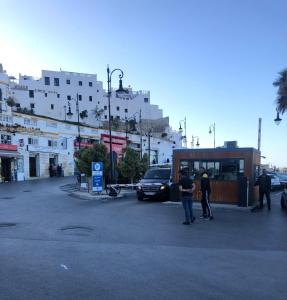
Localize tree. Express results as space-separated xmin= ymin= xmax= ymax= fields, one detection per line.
xmin=139 ymin=153 xmax=149 ymax=178
xmin=118 ymin=147 xmax=141 ymax=183
xmin=92 ymin=106 xmax=104 ymax=120
xmin=79 ymin=109 xmax=88 ymax=120
xmin=6 ymin=97 xmax=16 ymax=107
xmin=273 ymin=68 xmax=287 ymax=114
xmin=75 ymin=143 xmax=108 ymax=177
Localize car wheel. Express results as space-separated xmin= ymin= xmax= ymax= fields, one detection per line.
xmin=137 ymin=196 xmax=144 ymax=201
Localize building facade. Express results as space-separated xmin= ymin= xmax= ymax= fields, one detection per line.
xmin=0 ymin=64 xmax=182 ymax=182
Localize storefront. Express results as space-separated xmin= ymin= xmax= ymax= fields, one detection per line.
xmin=173 ymin=147 xmax=261 ymax=206
xmin=0 ymin=143 xmax=20 ymax=182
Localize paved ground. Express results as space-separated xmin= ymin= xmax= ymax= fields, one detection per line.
xmin=0 ymin=177 xmax=286 ymax=300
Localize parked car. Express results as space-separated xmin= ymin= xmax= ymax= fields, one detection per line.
xmin=267 ymin=173 xmax=281 ymax=190
xmin=281 ymin=187 xmax=287 ymax=210
xmin=276 ymin=173 xmax=287 ymax=188
xmin=136 ymin=167 xmax=172 ymax=201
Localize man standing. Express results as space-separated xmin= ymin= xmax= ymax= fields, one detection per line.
xmin=178 ymin=169 xmax=196 ymax=225
xmin=255 ymin=169 xmax=272 ymax=210
xmin=200 ymin=171 xmax=214 ymax=220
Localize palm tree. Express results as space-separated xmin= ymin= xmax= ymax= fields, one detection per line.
xmin=273 ymin=68 xmax=287 ymax=114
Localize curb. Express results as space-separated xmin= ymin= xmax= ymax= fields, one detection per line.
xmin=69 ymin=191 xmax=125 ymax=201
xmin=162 ymin=201 xmax=249 ymax=211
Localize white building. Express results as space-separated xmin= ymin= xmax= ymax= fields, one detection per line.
xmin=0 ymin=64 xmax=182 ymax=181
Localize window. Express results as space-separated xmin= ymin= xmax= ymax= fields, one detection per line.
xmin=144 ymin=98 xmax=149 ymax=103
xmin=116 ymin=116 xmax=120 ymax=119
xmin=1 ymin=134 xmax=11 ymax=144
xmin=29 ymin=90 xmax=34 ymax=98
xmin=89 ymin=82 xmax=93 ymax=87
xmin=44 ymin=77 xmax=50 ymax=85
xmin=97 ymin=89 xmax=99 ymax=92
xmin=116 ymin=106 xmax=120 ymax=111
xmin=66 ymin=79 xmax=70 ymax=84
xmin=51 ymin=104 xmax=54 ymax=110
xmin=180 ymin=159 xmax=243 ymax=181
xmin=111 ymin=115 xmax=114 ymax=120
xmin=0 ymin=88 xmax=2 ymax=101
xmin=48 ymin=140 xmax=57 ymax=147
xmin=104 ymin=115 xmax=107 ymax=119
xmin=67 ymin=95 xmax=71 ymax=100
xmin=89 ymin=96 xmax=92 ymax=102
xmin=57 ymin=94 xmax=60 ymax=98
xmin=78 ymin=94 xmax=82 ymax=101
xmin=54 ymin=78 xmax=59 ymax=86
xmin=45 ymin=93 xmax=47 ymax=97
xmin=24 ymin=118 xmax=37 ymax=126
xmin=125 ymin=108 xmax=128 ymax=113
xmin=28 ymin=137 xmax=38 ymax=145
xmin=16 ymin=103 xmax=21 ymax=108
xmin=79 ymin=81 xmax=82 ymax=86
xmin=30 ymin=103 xmax=35 ymax=109
xmin=104 ymin=106 xmax=107 ymax=110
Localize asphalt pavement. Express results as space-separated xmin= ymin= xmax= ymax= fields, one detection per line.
xmin=0 ymin=177 xmax=286 ymax=300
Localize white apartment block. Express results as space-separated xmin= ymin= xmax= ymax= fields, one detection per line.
xmin=0 ymin=64 xmax=182 ymax=182
xmin=8 ymin=69 xmax=163 ymax=126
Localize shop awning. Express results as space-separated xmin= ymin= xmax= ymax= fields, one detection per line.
xmin=0 ymin=150 xmax=21 ymax=158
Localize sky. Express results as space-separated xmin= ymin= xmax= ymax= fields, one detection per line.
xmin=0 ymin=0 xmax=286 ymax=167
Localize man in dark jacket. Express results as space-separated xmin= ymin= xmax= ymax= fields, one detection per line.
xmin=255 ymin=169 xmax=272 ymax=210
xmin=178 ymin=169 xmax=196 ymax=225
xmin=200 ymin=171 xmax=214 ymax=220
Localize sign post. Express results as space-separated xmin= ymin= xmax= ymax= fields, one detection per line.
xmin=92 ymin=162 xmax=103 ymax=193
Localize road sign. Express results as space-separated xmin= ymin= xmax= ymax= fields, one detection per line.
xmin=92 ymin=162 xmax=103 ymax=192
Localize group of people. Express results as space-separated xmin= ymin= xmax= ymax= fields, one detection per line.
xmin=49 ymin=164 xmax=63 ymax=178
xmin=178 ymin=167 xmax=272 ymax=225
xmin=178 ymin=169 xmax=213 ymax=225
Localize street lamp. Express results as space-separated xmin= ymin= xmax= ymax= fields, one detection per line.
xmin=107 ymin=65 xmax=128 ymax=184
xmin=124 ymin=110 xmax=142 ymax=159
xmin=209 ymin=123 xmax=216 ymax=148
xmin=274 ymin=111 xmax=282 ymax=125
xmin=145 ymin=128 xmax=152 ymax=168
xmin=66 ymin=94 xmax=81 ymax=149
xmin=179 ymin=117 xmax=187 ymax=147
xmin=191 ymin=135 xmax=200 ymax=148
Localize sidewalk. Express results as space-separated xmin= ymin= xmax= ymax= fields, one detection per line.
xmin=69 ymin=189 xmax=249 ymax=210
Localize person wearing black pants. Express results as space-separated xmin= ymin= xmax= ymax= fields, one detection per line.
xmin=255 ymin=169 xmax=272 ymax=210
xmin=200 ymin=171 xmax=214 ymax=220
xmin=179 ymin=169 xmax=196 ymax=225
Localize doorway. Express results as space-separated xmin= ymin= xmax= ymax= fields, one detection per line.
xmin=29 ymin=157 xmax=37 ymax=177
xmin=1 ymin=157 xmax=12 ymax=181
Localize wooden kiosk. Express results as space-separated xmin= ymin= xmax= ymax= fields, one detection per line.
xmin=172 ymin=146 xmax=261 ymax=206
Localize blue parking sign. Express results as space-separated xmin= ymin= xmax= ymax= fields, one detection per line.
xmin=92 ymin=162 xmax=103 ymax=192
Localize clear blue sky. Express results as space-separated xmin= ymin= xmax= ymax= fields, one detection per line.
xmin=0 ymin=0 xmax=286 ymax=167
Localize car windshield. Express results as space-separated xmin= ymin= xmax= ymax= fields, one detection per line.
xmin=144 ymin=169 xmax=171 ymax=180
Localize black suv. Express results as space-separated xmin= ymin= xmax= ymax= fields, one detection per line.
xmin=136 ymin=167 xmax=171 ymax=201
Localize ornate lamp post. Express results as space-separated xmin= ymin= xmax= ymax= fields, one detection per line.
xmin=179 ymin=117 xmax=187 ymax=147
xmin=66 ymin=94 xmax=81 ymax=149
xmin=274 ymin=111 xmax=282 ymax=125
xmin=107 ymin=65 xmax=128 ymax=184
xmin=209 ymin=123 xmax=216 ymax=148
xmin=191 ymin=135 xmax=200 ymax=148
